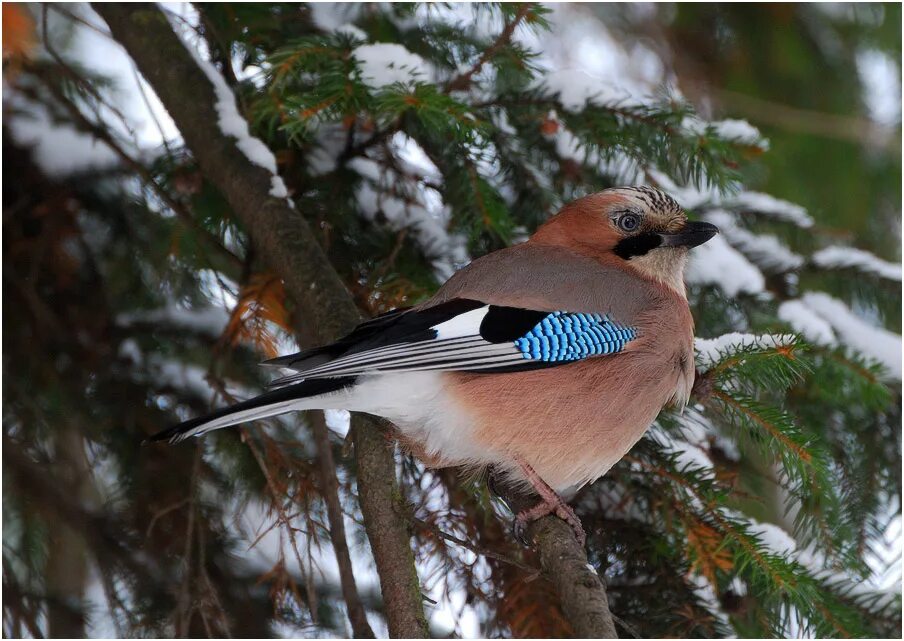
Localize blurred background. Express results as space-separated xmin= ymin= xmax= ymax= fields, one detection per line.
xmin=3 ymin=3 xmax=901 ymax=638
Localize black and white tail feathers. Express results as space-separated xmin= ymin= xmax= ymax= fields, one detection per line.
xmin=145 ymin=377 xmax=356 ymax=444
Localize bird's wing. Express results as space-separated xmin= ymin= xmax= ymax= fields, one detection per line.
xmin=264 ymin=298 xmax=638 ymax=388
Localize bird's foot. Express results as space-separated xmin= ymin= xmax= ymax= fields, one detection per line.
xmin=512 ymin=495 xmax=586 ymax=547
xmin=508 ymin=455 xmax=586 ymax=547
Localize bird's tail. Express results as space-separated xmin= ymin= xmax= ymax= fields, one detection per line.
xmin=145 ymin=377 xmax=357 ymax=444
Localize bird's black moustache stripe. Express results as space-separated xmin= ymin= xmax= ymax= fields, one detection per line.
xmin=613 ymin=233 xmax=662 ymax=259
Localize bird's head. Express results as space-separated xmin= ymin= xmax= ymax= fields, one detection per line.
xmin=531 ymin=186 xmax=719 ymax=296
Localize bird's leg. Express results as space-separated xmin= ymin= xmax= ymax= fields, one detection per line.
xmin=511 ymin=456 xmax=586 ymax=547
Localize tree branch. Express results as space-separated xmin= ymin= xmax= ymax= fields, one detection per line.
xmin=32 ymin=70 xmax=243 ymax=278
xmin=499 ymin=488 xmax=619 ymax=638
xmin=445 ymin=4 xmax=533 ymax=93
xmin=310 ymin=412 xmax=376 ymax=638
xmin=94 ymin=4 xmax=428 ymax=637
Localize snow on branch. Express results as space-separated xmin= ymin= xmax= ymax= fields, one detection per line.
xmin=704 ymin=210 xmax=804 ymax=273
xmin=169 ymin=18 xmax=290 ymax=201
xmin=745 ymin=516 xmax=901 ymax=614
xmin=811 ymin=246 xmax=902 ymax=281
xmin=541 ymin=69 xmax=649 ymax=112
xmin=353 ymin=43 xmax=434 ymax=90
xmin=681 ymin=115 xmax=769 ymax=149
xmin=694 ymin=333 xmax=797 ymax=370
xmin=542 ymin=111 xmax=644 ymax=185
xmin=797 ymin=293 xmax=902 ymax=380
xmin=685 ymin=234 xmax=766 ymax=297
xmin=118 ymin=338 xmax=252 ymax=403
xmin=348 ymin=135 xmax=470 ymax=280
xmin=777 ymin=300 xmax=837 ymax=345
xmin=116 ymin=304 xmax=229 ymax=336
xmin=648 ymin=169 xmax=814 ymax=228
xmin=725 ymin=192 xmax=814 ymax=228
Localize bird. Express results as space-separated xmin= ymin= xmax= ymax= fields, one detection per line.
xmin=148 ymin=186 xmax=718 ymax=546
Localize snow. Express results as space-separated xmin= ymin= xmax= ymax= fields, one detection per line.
xmin=519 ymin=4 xmax=664 ymax=103
xmin=542 ymin=111 xmax=645 ymax=185
xmin=353 ymin=43 xmax=432 ymax=90
xmin=646 ymin=167 xmax=722 ymax=210
xmin=799 ymin=292 xmax=902 ymax=380
xmin=348 ymin=138 xmax=470 ymax=280
xmin=695 ymin=333 xmax=796 ymax=369
xmin=116 ymin=304 xmax=229 ymax=336
xmin=196 ymin=60 xmax=274 ymax=172
xmin=688 ymin=573 xmax=731 ymax=628
xmin=811 ymin=246 xmax=902 ymax=281
xmin=336 ymin=23 xmax=367 ymax=41
xmin=6 ymin=99 xmax=122 ymax=177
xmin=542 ymin=69 xmax=649 ymax=112
xmin=685 ymin=234 xmax=767 ymax=296
xmin=172 ymin=18 xmax=291 ymax=202
xmin=777 ymin=300 xmax=837 ymax=345
xmin=711 ymin=119 xmax=768 ymax=148
xmin=705 ymin=210 xmax=804 ymax=273
xmin=726 ymin=192 xmax=814 ymax=228
xmin=309 ymin=2 xmax=363 ymax=32
xmin=305 ymin=123 xmax=348 ymax=176
xmin=6 ymin=4 xmax=181 ymax=178
xmin=856 ymin=48 xmax=901 ymax=127
xmin=324 ymin=409 xmax=351 ymax=437
xmin=749 ymin=520 xmax=797 ymax=556
xmin=682 ymin=116 xmax=768 ymax=149
xmin=649 ymin=171 xmax=814 ymax=231
xmin=119 ymin=340 xmax=259 ymax=409
xmin=270 ymin=176 xmax=289 ymax=198
xmin=665 ymin=410 xmax=716 ymax=476
xmin=741 ymin=514 xmax=901 ymax=613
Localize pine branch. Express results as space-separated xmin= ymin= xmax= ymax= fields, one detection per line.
xmin=445 ymin=3 xmax=534 ymax=93
xmin=93 ymin=4 xmax=429 ymax=636
xmin=33 ymin=70 xmax=244 ymax=279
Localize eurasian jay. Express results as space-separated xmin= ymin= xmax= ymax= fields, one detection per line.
xmin=149 ymin=186 xmax=718 ymax=545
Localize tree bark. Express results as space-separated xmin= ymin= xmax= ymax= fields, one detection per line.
xmin=531 ymin=517 xmax=618 ymax=638
xmin=94 ymin=4 xmax=428 ymax=637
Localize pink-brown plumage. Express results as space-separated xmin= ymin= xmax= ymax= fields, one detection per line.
xmin=416 ymin=194 xmax=696 ymax=490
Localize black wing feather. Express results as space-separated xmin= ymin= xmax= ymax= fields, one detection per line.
xmin=262 ymin=299 xmax=485 ymax=370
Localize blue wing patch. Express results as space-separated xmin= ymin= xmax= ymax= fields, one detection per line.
xmin=514 ymin=312 xmax=637 ymax=362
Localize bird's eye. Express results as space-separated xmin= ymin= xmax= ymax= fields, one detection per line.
xmin=617 ymin=213 xmax=641 ymax=232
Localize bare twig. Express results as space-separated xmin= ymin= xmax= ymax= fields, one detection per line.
xmin=34 ymin=74 xmax=244 ymax=277
xmin=310 ymin=412 xmax=376 ymax=637
xmin=445 ymin=4 xmax=533 ymax=93
xmin=241 ymin=428 xmax=320 ymax=622
xmin=413 ymin=518 xmax=541 ymax=578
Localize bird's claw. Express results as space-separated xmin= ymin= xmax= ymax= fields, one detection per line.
xmin=512 ymin=517 xmax=531 ymax=546
xmin=512 ymin=498 xmax=586 ymax=548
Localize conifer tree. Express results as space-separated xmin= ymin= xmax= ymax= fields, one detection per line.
xmin=3 ymin=3 xmax=900 ymax=637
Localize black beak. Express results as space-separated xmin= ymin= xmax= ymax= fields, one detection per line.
xmin=658 ymin=220 xmax=719 ymax=248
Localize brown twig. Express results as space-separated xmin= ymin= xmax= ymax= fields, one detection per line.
xmin=309 ymin=412 xmax=376 ymax=638
xmin=34 ymin=74 xmax=244 ymax=277
xmin=414 ymin=517 xmax=541 ymax=578
xmin=241 ymin=427 xmax=320 ymax=622
xmin=445 ymin=4 xmax=534 ymax=93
